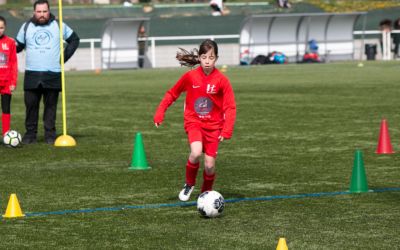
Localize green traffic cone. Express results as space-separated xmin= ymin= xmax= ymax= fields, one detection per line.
xmin=349 ymin=150 xmax=368 ymax=193
xmin=129 ymin=132 xmax=150 ymax=170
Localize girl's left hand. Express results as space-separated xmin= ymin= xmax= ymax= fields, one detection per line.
xmin=9 ymin=85 xmax=15 ymax=92
xmin=218 ymin=135 xmax=224 ymax=142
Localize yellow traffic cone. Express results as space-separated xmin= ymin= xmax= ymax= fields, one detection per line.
xmin=276 ymin=237 xmax=288 ymax=250
xmin=2 ymin=193 xmax=25 ymax=218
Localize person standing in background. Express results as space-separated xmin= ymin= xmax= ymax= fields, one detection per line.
xmin=393 ymin=18 xmax=400 ymax=58
xmin=379 ymin=19 xmax=392 ymax=59
xmin=137 ymin=24 xmax=147 ymax=68
xmin=15 ymin=0 xmax=80 ymax=144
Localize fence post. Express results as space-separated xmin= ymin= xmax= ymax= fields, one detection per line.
xmin=151 ymin=37 xmax=156 ymax=68
xmin=382 ymin=31 xmax=391 ymax=60
xmin=90 ymin=39 xmax=95 ymax=70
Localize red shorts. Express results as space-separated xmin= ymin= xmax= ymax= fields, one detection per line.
xmin=187 ymin=126 xmax=221 ymax=158
xmin=0 ymin=85 xmax=11 ymax=95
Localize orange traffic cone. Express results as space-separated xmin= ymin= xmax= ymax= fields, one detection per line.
xmin=376 ymin=119 xmax=394 ymax=154
xmin=2 ymin=193 xmax=25 ymax=218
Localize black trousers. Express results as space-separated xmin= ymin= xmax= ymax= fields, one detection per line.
xmin=24 ymin=87 xmax=59 ymax=139
xmin=1 ymin=94 xmax=11 ymax=114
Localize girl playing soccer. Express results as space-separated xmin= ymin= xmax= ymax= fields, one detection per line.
xmin=153 ymin=39 xmax=236 ymax=201
xmin=0 ymin=16 xmax=18 ymax=136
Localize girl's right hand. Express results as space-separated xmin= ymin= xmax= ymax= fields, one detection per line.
xmin=153 ymin=113 xmax=164 ymax=128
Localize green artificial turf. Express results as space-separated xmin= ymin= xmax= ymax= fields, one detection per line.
xmin=1 ymin=62 xmax=400 ymax=249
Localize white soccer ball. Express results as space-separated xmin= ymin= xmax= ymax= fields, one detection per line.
xmin=197 ymin=190 xmax=225 ymax=218
xmin=3 ymin=130 xmax=22 ymax=148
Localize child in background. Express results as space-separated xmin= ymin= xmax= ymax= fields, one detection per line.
xmin=0 ymin=16 xmax=18 ymax=136
xmin=154 ymin=39 xmax=236 ymax=201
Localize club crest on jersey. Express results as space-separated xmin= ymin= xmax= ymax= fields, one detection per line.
xmin=206 ymin=84 xmax=217 ymax=94
xmin=34 ymin=30 xmax=52 ymax=46
xmin=194 ymin=97 xmax=213 ymax=116
xmin=0 ymin=52 xmax=7 ymax=66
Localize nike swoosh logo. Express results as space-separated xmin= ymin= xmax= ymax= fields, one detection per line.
xmin=192 ymin=85 xmax=200 ymax=88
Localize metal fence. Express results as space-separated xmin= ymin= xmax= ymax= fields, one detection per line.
xmin=16 ymin=30 xmax=400 ymax=72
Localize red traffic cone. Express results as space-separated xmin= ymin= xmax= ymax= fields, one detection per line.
xmin=376 ymin=119 xmax=394 ymax=154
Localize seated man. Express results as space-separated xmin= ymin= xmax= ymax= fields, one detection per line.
xmin=277 ymin=0 xmax=291 ymax=8
xmin=210 ymin=0 xmax=224 ymax=16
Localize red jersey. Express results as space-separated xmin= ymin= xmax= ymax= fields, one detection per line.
xmin=0 ymin=35 xmax=18 ymax=87
xmin=154 ymin=66 xmax=236 ymax=139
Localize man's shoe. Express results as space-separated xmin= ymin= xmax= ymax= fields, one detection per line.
xmin=178 ymin=184 xmax=194 ymax=202
xmin=45 ymin=137 xmax=56 ymax=144
xmin=22 ymin=136 xmax=37 ymax=144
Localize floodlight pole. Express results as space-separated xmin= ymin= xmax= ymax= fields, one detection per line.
xmin=54 ymin=0 xmax=76 ymax=147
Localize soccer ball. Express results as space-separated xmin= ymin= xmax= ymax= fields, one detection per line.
xmin=197 ymin=190 xmax=225 ymax=218
xmin=3 ymin=130 xmax=22 ymax=148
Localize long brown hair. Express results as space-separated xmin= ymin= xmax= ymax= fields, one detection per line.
xmin=176 ymin=39 xmax=219 ymax=67
xmin=0 ymin=16 xmax=6 ymax=26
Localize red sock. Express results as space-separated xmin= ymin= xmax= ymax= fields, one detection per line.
xmin=185 ymin=160 xmax=199 ymax=186
xmin=201 ymin=171 xmax=216 ymax=193
xmin=2 ymin=113 xmax=10 ymax=136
